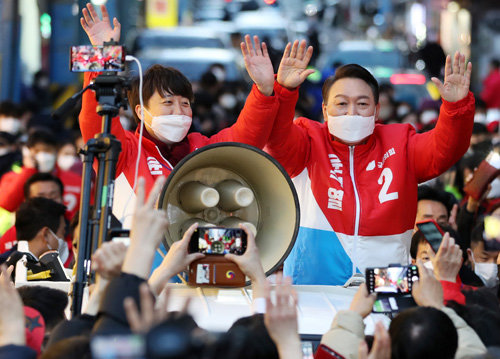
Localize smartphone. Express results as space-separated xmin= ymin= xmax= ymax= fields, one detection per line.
xmin=108 ymin=228 xmax=130 ymax=247
xmin=70 ymin=45 xmax=125 ymax=72
xmin=189 ymin=227 xmax=247 ymax=255
xmin=366 ymin=265 xmax=419 ymax=295
xmin=483 ymin=216 xmax=500 ymax=251
xmin=315 ymin=344 xmax=346 ymax=359
xmin=416 ymin=219 xmax=444 ymax=254
xmin=91 ymin=335 xmax=145 ymax=359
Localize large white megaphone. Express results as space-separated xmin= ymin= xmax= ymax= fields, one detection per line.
xmin=158 ymin=143 xmax=300 ymax=278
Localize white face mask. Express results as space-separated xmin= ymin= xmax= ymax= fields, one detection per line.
xmin=48 ymin=229 xmax=69 ymax=264
xmin=474 ymin=113 xmax=487 ymax=124
xmin=0 ymin=147 xmax=9 ymax=157
xmin=143 ymin=108 xmax=191 ymax=144
xmin=327 ymin=113 xmax=376 ymax=144
xmin=420 ymin=110 xmax=438 ymax=125
xmin=0 ymin=117 xmax=21 ymax=135
xmin=57 ymin=155 xmax=76 ymax=171
xmin=471 ymin=252 xmax=499 ymax=287
xmin=397 ymin=105 xmax=411 ymax=118
xmin=35 ymin=152 xmax=56 ymax=173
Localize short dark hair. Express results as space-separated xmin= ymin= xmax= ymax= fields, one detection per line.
xmin=322 ymin=64 xmax=379 ymax=105
xmin=15 ymin=197 xmax=66 ymax=241
xmin=18 ymin=285 xmax=68 ymax=330
xmin=214 ymin=314 xmax=279 ymax=359
xmin=417 ymin=185 xmax=456 ymax=215
xmin=128 ymin=64 xmax=194 ymax=124
xmin=0 ymin=100 xmax=21 ymax=117
xmin=470 ymin=221 xmax=485 ymax=247
xmin=27 ymin=128 xmax=58 ymax=148
xmin=491 ymin=59 xmax=500 ymax=69
xmin=23 ymin=172 xmax=64 ymax=199
xmin=41 ymin=336 xmax=91 ymax=359
xmin=389 ymin=306 xmax=458 ymax=359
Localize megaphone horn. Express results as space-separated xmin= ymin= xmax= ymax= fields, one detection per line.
xmin=158 ymin=143 xmax=300 ymax=280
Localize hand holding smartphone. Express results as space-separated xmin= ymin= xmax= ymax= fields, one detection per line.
xmin=416 ymin=219 xmax=444 ymax=254
xmin=188 ymin=227 xmax=247 ymax=255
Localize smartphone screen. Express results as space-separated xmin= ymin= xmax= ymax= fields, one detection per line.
xmin=70 ymin=45 xmax=124 ymax=72
xmin=416 ymin=220 xmax=444 ymax=254
xmin=189 ymin=227 xmax=247 ymax=255
xmin=369 ymin=267 xmax=410 ymax=294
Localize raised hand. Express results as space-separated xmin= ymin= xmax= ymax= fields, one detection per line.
xmin=431 ymin=233 xmax=462 ymax=283
xmin=431 ymin=51 xmax=472 ymax=103
xmin=80 ymin=3 xmax=121 ymax=46
xmin=277 ymin=40 xmax=315 ymax=90
xmin=241 ymin=35 xmax=274 ymax=96
xmin=148 ymin=223 xmax=205 ymax=295
xmin=358 ymin=322 xmax=391 ymax=359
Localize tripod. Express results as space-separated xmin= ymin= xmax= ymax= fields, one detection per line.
xmin=71 ymin=72 xmax=130 ymax=317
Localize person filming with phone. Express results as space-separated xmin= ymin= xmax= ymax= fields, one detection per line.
xmin=79 ymin=3 xmax=279 ymax=226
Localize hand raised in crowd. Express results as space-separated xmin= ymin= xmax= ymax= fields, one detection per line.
xmin=225 ymin=223 xmax=267 ymax=298
xmin=149 ymin=223 xmax=205 ymax=295
xmin=122 ymin=176 xmax=168 ymax=279
xmin=349 ymin=283 xmax=377 ymax=319
xmin=241 ymin=35 xmax=275 ymax=96
xmin=431 ymin=232 xmax=462 ymax=283
xmin=277 ymin=40 xmax=315 ymax=90
xmin=358 ymin=322 xmax=391 ymax=359
xmin=91 ymin=241 xmax=127 ymax=280
xmin=264 ymin=272 xmax=302 ymax=359
xmin=124 ymin=284 xmax=191 ymax=334
xmin=80 ymin=3 xmax=121 ymax=46
xmin=431 ymin=51 xmax=472 ymax=103
xmin=412 ymin=259 xmax=444 ymax=309
xmin=0 ymin=265 xmax=25 ymax=346
xmin=448 ymin=204 xmax=458 ymax=231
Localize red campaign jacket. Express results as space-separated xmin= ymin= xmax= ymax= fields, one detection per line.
xmin=266 ymin=82 xmax=475 ymax=285
xmin=79 ymin=73 xmax=279 ymax=226
xmin=0 ymin=166 xmax=81 ymax=219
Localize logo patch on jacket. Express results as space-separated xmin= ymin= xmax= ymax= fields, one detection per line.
xmin=147 ymin=157 xmax=163 ymax=175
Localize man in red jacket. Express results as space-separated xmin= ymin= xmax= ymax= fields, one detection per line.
xmin=79 ymin=3 xmax=278 ymax=227
xmin=0 ymin=129 xmax=81 ymax=230
xmin=480 ymin=59 xmax=500 ymax=109
xmin=265 ymin=41 xmax=474 ymax=285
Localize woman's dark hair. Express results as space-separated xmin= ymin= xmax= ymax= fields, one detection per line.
xmin=128 ymin=64 xmax=194 ymax=124
xmin=322 ymin=64 xmax=379 ymax=105
xmin=389 ymin=306 xmax=458 ymax=359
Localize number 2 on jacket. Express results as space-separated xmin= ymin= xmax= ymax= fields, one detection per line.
xmin=378 ymin=168 xmax=398 ymax=203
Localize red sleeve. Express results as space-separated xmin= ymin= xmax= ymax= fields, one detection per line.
xmin=188 ymin=84 xmax=279 ymax=149
xmin=264 ymin=82 xmax=311 ymax=177
xmin=441 ymin=279 xmax=466 ymax=305
xmin=0 ymin=167 xmax=37 ymax=212
xmin=408 ymin=92 xmax=475 ymax=183
xmin=79 ymin=72 xmax=130 ymax=174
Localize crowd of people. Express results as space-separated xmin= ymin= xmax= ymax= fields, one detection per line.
xmin=0 ymin=2 xmax=499 ymax=358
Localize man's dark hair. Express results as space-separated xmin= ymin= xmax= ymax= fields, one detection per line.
xmin=18 ymin=285 xmax=68 ymax=330
xmin=389 ymin=306 xmax=458 ymax=359
xmin=27 ymin=127 xmax=58 ymax=148
xmin=447 ymin=299 xmax=500 ymax=347
xmin=0 ymin=100 xmax=21 ymax=117
xmin=491 ymin=59 xmax=500 ymax=69
xmin=417 ymin=185 xmax=456 ymax=215
xmin=15 ymin=197 xmax=66 ymax=241
xmin=470 ymin=221 xmax=486 ymax=247
xmin=128 ymin=64 xmax=194 ymax=124
xmin=212 ymin=314 xmax=279 ymax=359
xmin=23 ymin=172 xmax=64 ymax=199
xmin=322 ymin=64 xmax=379 ymax=105
xmin=41 ymin=335 xmax=91 ymax=359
